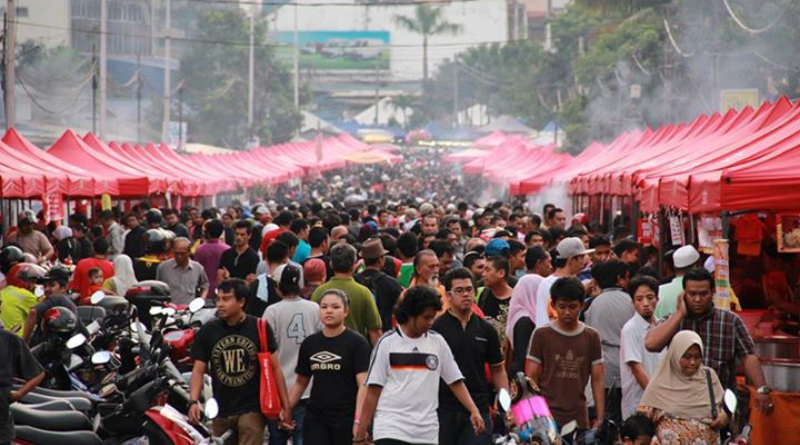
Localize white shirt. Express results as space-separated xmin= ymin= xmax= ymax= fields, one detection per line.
xmin=263 ymin=296 xmax=321 ymax=399
xmin=619 ymin=313 xmax=663 ymax=420
xmin=534 ymin=275 xmax=559 ymax=327
xmin=366 ymin=326 xmax=464 ymax=443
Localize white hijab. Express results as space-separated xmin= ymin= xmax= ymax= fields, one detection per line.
xmin=112 ymin=255 xmax=137 ymax=296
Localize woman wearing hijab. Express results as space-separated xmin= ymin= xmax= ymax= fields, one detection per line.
xmin=54 ymin=226 xmax=80 ymax=264
xmin=103 ymin=254 xmax=137 ymax=296
xmin=505 ymin=274 xmax=542 ymax=377
xmin=637 ymin=330 xmax=728 ymax=445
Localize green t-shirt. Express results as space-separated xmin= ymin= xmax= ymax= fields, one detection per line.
xmin=311 ymin=276 xmax=382 ymax=340
xmin=398 ymin=263 xmax=414 ymax=288
xmin=0 ymin=286 xmax=39 ymax=335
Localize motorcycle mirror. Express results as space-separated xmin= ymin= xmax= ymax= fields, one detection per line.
xmin=724 ymin=389 xmax=738 ymax=414
xmin=560 ymin=420 xmax=577 ymax=437
xmin=34 ymin=286 xmax=45 ymax=298
xmin=189 ymin=298 xmax=205 ymax=313
xmin=149 ymin=306 xmax=163 ymax=316
xmin=92 ymin=350 xmax=112 ymax=365
xmin=66 ymin=333 xmax=87 ymax=349
xmin=90 ymin=290 xmax=106 ymax=305
xmin=162 ymin=307 xmax=177 ymax=316
xmin=204 ymin=398 xmax=219 ymax=420
xmin=497 ymin=388 xmax=512 ymax=412
xmin=86 ymin=320 xmax=101 ymax=336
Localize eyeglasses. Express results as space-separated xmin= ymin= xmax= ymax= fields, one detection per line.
xmin=451 ymin=286 xmax=475 ymax=295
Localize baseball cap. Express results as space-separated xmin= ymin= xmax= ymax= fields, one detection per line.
xmin=485 ymin=239 xmax=510 ymax=258
xmin=674 ymin=245 xmax=700 ymax=269
xmin=274 ymin=263 xmax=302 ymax=295
xmin=556 ymin=237 xmax=594 ymax=259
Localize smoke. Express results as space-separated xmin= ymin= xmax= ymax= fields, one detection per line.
xmin=527 ymin=183 xmax=572 ymax=217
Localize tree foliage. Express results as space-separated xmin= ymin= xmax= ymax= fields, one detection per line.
xmin=419 ymin=0 xmax=800 ymax=153
xmin=181 ymin=8 xmax=302 ymax=148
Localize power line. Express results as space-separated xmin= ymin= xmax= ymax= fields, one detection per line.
xmin=721 ymin=0 xmax=796 ymax=35
xmin=185 ymin=0 xmax=482 ymax=7
xmin=13 ymin=19 xmax=525 ymax=50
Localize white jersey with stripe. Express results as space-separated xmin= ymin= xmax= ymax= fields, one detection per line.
xmin=366 ymin=326 xmax=463 ymax=443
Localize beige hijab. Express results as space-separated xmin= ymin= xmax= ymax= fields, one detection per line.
xmin=639 ymin=330 xmax=723 ymax=419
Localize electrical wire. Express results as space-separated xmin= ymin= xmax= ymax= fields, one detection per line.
xmin=185 ymin=0 xmax=481 ymax=7
xmin=662 ymin=17 xmax=694 ymax=57
xmin=721 ymin=0 xmax=796 ymax=35
xmin=13 ymin=19 xmax=529 ymax=50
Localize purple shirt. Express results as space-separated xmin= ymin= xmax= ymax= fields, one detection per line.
xmin=194 ymin=239 xmax=230 ymax=297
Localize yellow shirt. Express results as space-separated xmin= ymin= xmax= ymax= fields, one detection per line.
xmin=0 ymin=285 xmax=39 ymax=335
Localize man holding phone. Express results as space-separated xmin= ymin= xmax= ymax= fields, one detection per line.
xmin=645 ymin=268 xmax=774 ymax=415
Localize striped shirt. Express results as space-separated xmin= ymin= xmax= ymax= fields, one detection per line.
xmin=677 ymin=308 xmax=755 ymax=390
xmin=366 ymin=327 xmax=463 ymax=444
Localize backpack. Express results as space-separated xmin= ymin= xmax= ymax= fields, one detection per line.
xmin=356 ymin=271 xmax=392 ymax=330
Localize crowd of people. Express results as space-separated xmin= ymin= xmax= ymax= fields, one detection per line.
xmin=0 ymin=152 xmax=777 ymax=445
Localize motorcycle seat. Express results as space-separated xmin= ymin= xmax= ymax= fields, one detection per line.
xmin=18 ymin=399 xmax=76 ymax=411
xmin=11 ymin=403 xmax=92 ymax=431
xmin=25 ymin=385 xmax=96 ymax=400
xmin=20 ymin=392 xmax=93 ymax=411
xmin=14 ymin=425 xmax=103 ymax=445
xmin=77 ymin=305 xmax=107 ymax=324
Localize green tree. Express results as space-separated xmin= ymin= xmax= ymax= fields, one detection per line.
xmin=393 ymin=4 xmax=463 ymax=84
xmin=388 ymin=94 xmax=416 ymax=129
xmin=181 ymin=8 xmax=302 ymax=148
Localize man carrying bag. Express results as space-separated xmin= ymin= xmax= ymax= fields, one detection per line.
xmin=189 ymin=278 xmax=292 ymax=444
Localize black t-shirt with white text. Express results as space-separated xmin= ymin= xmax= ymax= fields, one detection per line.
xmin=295 ymin=328 xmax=371 ymax=426
xmin=191 ymin=315 xmax=277 ymax=416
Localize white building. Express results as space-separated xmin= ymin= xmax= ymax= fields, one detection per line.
xmin=10 ymin=0 xmax=71 ymax=48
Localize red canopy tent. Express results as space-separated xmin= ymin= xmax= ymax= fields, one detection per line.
xmin=49 ymin=130 xmax=154 ymax=197
xmin=2 ymin=128 xmax=104 ymax=196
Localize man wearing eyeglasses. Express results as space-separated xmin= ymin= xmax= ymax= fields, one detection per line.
xmin=433 ymin=267 xmax=509 ymax=445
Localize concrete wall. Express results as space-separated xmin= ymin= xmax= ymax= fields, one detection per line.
xmin=14 ymin=0 xmax=71 ymax=48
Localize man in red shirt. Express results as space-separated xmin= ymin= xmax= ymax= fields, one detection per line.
xmin=259 ymin=211 xmax=292 ymax=256
xmin=71 ymin=238 xmax=115 ymax=301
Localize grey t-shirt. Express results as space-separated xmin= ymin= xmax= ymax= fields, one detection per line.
xmin=584 ymin=288 xmax=635 ymax=388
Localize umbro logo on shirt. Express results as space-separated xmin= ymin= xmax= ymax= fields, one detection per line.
xmin=310 ymin=351 xmax=342 ymax=371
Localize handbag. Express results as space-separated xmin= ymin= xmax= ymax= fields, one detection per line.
xmin=257 ymin=318 xmax=281 ymax=419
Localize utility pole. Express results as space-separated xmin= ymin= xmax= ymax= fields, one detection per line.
xmin=4 ymin=0 xmax=16 ymax=129
xmin=374 ymin=58 xmax=380 ymax=125
xmin=91 ymin=45 xmax=97 ymax=134
xmin=248 ymin=4 xmax=255 ymax=138
xmin=178 ymin=81 xmax=183 ymax=151
xmin=136 ymin=54 xmax=142 ymax=143
xmin=453 ymin=63 xmax=459 ymax=126
xmin=161 ymin=0 xmax=171 ymax=143
xmin=99 ymin=0 xmax=108 ymax=138
xmin=292 ymin=3 xmax=299 ymax=109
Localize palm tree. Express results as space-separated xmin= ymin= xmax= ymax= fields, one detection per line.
xmin=393 ymin=5 xmax=462 ymax=84
xmin=389 ymin=94 xmax=416 ymax=129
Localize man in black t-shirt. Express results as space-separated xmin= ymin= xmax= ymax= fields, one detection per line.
xmin=22 ymin=267 xmax=84 ymax=346
xmin=219 ymin=221 xmax=260 ymax=285
xmin=435 ymin=268 xmax=508 ymax=445
xmin=355 ymin=238 xmax=402 ymax=332
xmin=189 ymin=278 xmax=292 ymax=445
xmin=0 ymin=328 xmax=45 ymax=443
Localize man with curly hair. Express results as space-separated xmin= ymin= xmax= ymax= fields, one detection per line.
xmin=354 ymin=286 xmax=486 ymax=445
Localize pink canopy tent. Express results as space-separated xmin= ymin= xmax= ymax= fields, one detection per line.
xmin=442 ymin=148 xmax=491 ymax=165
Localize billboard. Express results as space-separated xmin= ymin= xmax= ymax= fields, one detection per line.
xmin=273 ymin=31 xmax=390 ymax=70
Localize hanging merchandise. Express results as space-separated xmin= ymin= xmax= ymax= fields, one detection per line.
xmin=733 ymin=213 xmax=765 ymax=257
xmin=713 ymin=239 xmax=732 ymax=311
xmin=669 ymin=215 xmax=685 ymax=246
xmin=41 ymin=193 xmax=64 ymax=224
xmin=697 ymin=215 xmax=723 ymax=254
xmin=777 ymin=213 xmax=800 ymax=253
xmin=638 ymin=218 xmax=654 ymax=246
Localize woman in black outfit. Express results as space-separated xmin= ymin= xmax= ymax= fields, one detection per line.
xmin=288 ymin=289 xmax=371 ymax=445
